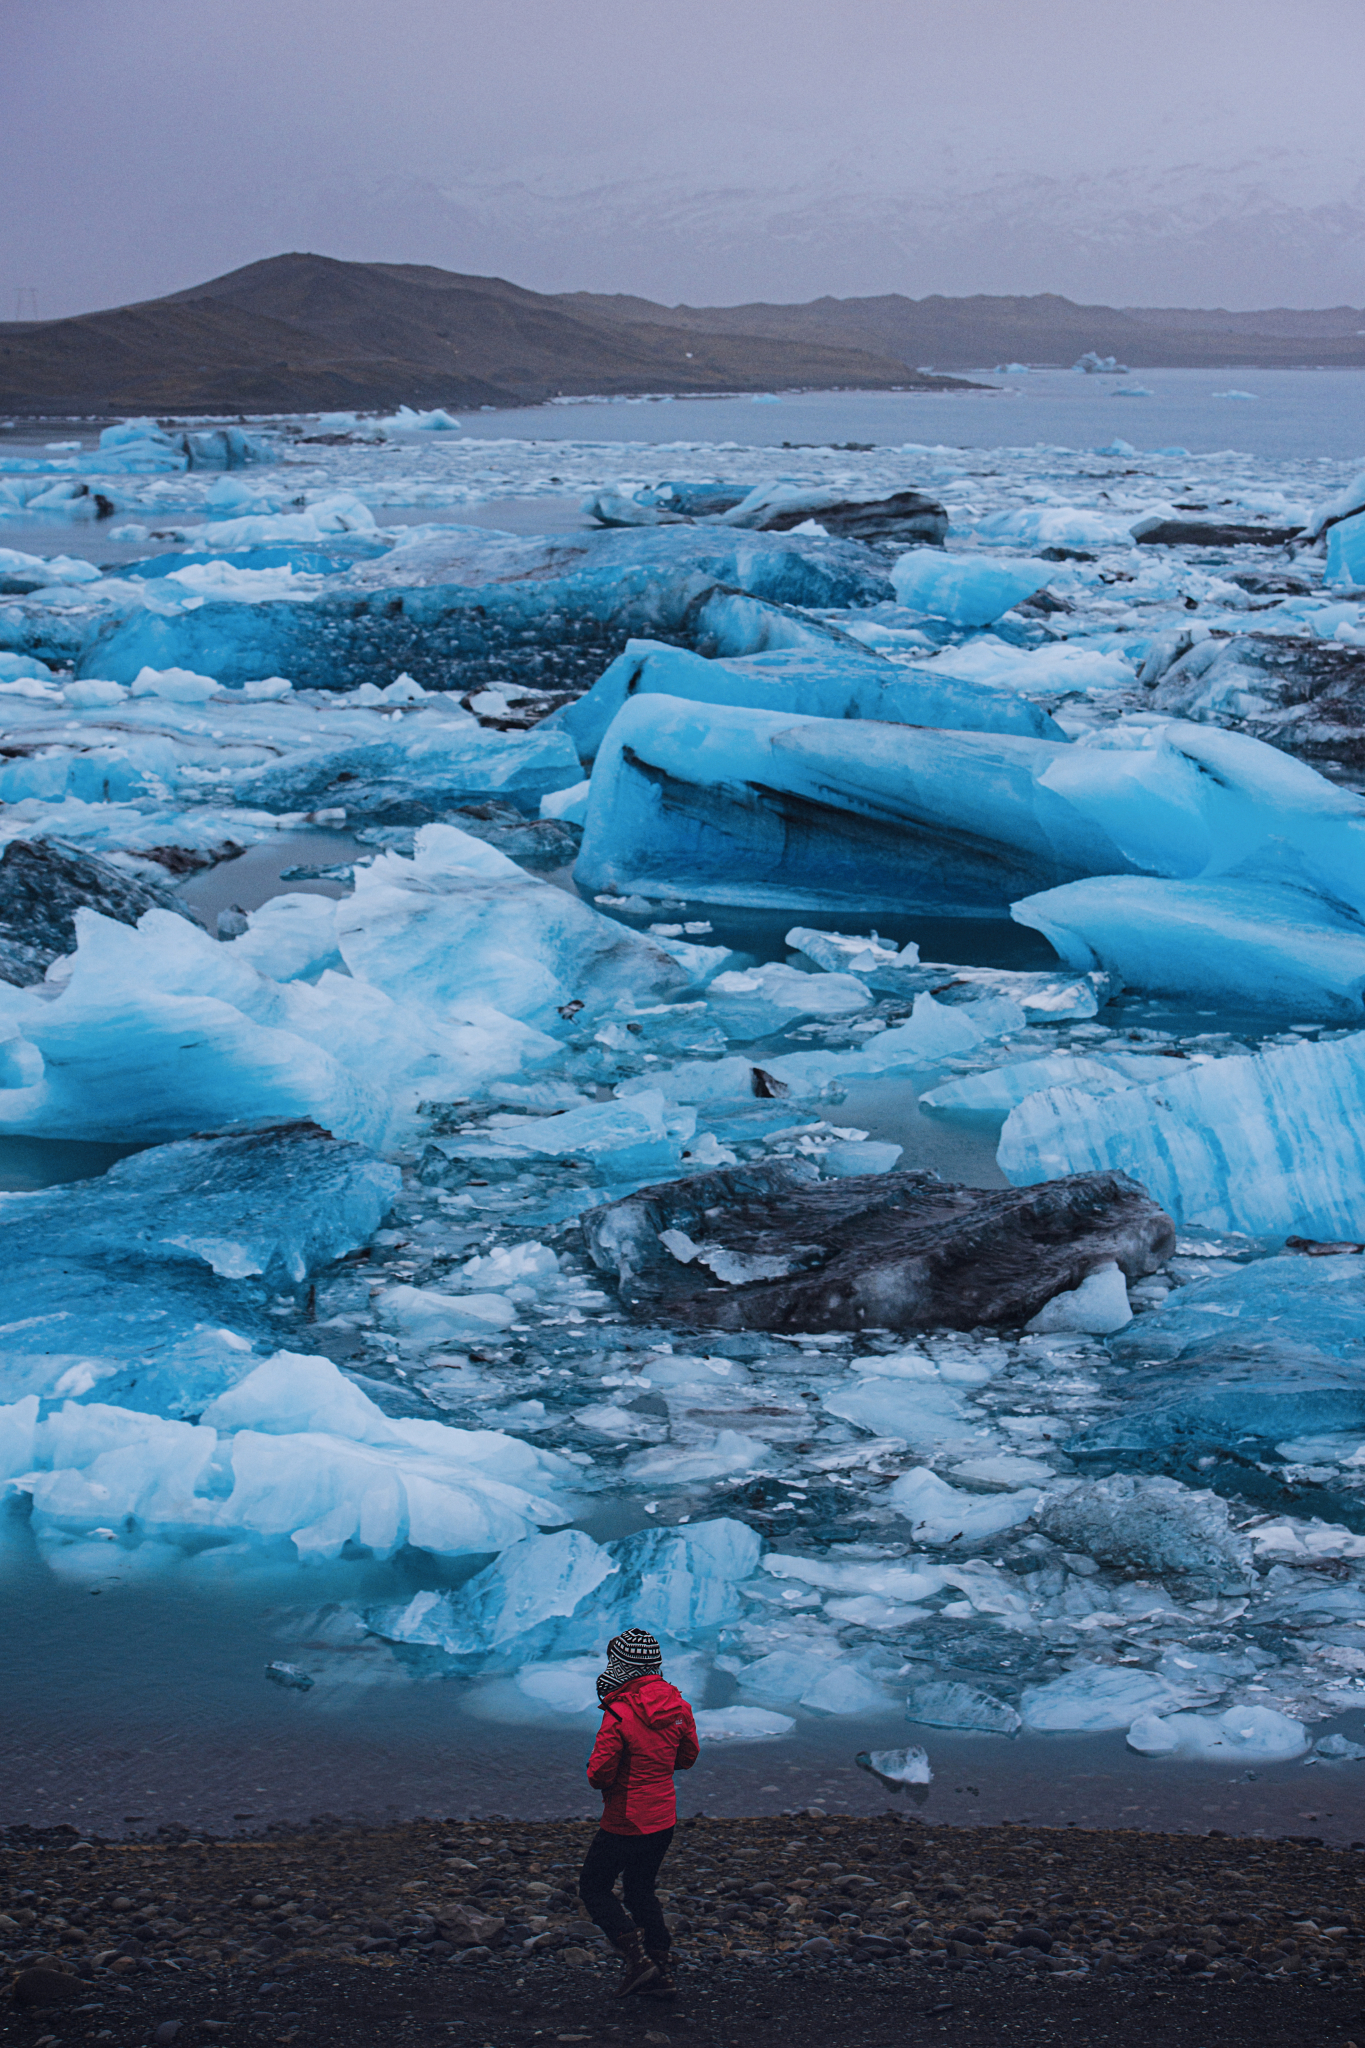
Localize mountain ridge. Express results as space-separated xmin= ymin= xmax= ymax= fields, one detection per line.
xmin=2 ymin=252 xmax=1362 ymax=418
xmin=0 ymin=254 xmax=954 ymax=416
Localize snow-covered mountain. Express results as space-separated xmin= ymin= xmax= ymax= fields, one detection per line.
xmin=286 ymin=151 xmax=1365 ymax=312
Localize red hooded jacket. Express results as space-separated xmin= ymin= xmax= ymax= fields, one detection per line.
xmin=586 ymin=1673 xmax=700 ymax=1835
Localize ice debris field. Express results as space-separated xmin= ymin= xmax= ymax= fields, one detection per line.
xmin=3 ymin=404 xmax=1365 ymax=1782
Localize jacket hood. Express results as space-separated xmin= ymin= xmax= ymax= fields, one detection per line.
xmin=610 ymin=1673 xmax=688 ymax=1726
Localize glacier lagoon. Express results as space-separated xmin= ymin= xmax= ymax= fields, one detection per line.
xmin=2 ymin=381 xmax=1365 ymax=1841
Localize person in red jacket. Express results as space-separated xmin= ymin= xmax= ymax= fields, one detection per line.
xmin=579 ymin=1627 xmax=700 ymax=1998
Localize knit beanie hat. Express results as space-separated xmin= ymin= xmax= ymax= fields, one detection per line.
xmin=595 ymin=1627 xmax=663 ymax=1705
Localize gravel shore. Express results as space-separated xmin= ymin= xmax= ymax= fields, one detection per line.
xmin=5 ymin=1815 xmax=1365 ymax=2048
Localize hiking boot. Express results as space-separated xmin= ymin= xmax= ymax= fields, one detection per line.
xmin=611 ymin=1928 xmax=660 ymax=1997
xmin=641 ymin=1948 xmax=676 ymax=1997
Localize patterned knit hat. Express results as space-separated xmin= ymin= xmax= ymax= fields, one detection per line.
xmin=595 ymin=1627 xmax=663 ymax=1705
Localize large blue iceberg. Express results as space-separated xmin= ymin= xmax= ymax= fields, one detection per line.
xmin=76 ymin=525 xmax=893 ymax=695
xmin=551 ymin=635 xmax=1060 ymax=760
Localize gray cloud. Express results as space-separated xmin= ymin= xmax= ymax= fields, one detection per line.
xmin=5 ymin=0 xmax=1364 ymax=317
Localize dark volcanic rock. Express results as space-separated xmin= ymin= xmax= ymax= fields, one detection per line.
xmin=0 ymin=836 xmax=196 ymax=985
xmin=1131 ymin=516 xmax=1302 ymax=548
xmin=754 ymin=490 xmax=949 ymax=547
xmin=580 ymin=1161 xmax=1174 ymax=1332
xmin=1149 ymin=631 xmax=1365 ymax=786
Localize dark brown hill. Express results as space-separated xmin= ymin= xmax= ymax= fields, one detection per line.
xmin=0 ymin=253 xmax=956 ymax=416
xmin=560 ymin=287 xmax=1365 ymax=370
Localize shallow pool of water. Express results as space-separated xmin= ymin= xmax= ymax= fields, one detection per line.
xmin=3 ymin=1513 xmax=1360 ymax=1843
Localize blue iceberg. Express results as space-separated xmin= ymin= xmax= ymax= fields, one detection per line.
xmin=0 ymin=1126 xmax=397 ymax=1410
xmin=999 ymin=1029 xmax=1365 ymax=1238
xmin=368 ymin=1516 xmax=761 ymax=1669
xmin=890 ymin=551 xmax=1052 ymax=627
xmin=78 ymin=524 xmax=892 ymax=695
xmin=1013 ymin=875 xmax=1365 ymax=1020
xmin=575 ymin=695 xmax=1133 ymax=914
xmin=551 ymin=635 xmax=1060 ymax=761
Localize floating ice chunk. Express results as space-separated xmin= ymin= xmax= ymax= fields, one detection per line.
xmin=513 ymin=1657 xmax=605 ymax=1714
xmin=621 ymin=1430 xmax=770 ymax=1485
xmin=0 ymin=547 xmax=101 ymax=593
xmin=756 ymin=993 xmax=1027 ymax=1098
xmin=1310 ymin=1732 xmax=1365 ymax=1761
xmin=264 ymin=1661 xmax=313 ymax=1690
xmin=921 ymin=1053 xmax=1174 ymax=1118
xmin=466 ymin=1092 xmax=697 ymax=1183
xmin=129 ymin=665 xmax=221 ymax=703
xmin=575 ymin=695 xmax=1139 ymax=915
xmin=0 ymin=1124 xmax=398 ymax=1292
xmin=904 ymin=1679 xmax=1021 ymax=1734
xmin=370 ymin=1517 xmax=758 ymax=1666
xmin=1000 ymin=1030 xmax=1365 ymax=1239
xmin=887 ymin=1467 xmax=1039 ymax=1543
xmin=800 ymin=1664 xmax=889 ymax=1715
xmin=218 ymin=1428 xmax=561 ymax=1562
xmin=1051 ymin=724 xmax=1365 ymax=912
xmin=194 ymin=496 xmax=377 ymax=546
xmin=952 ymin=1452 xmax=1055 ymax=1487
xmin=378 ymin=406 xmax=461 ymax=434
xmin=83 ymin=524 xmax=887 ymax=693
xmin=554 ymin=635 xmax=1058 ymax=761
xmin=1306 ymin=467 xmax=1365 ymax=542
xmin=0 ymin=909 xmax=389 ymax=1146
xmin=1127 ymin=1706 xmax=1308 ymax=1761
xmin=1276 ymin=1433 xmax=1365 ymax=1466
xmin=229 ymin=893 xmax=343 ymax=982
xmin=890 ymin=552 xmax=1052 ymax=627
xmin=540 ymin=779 xmax=590 ymax=825
xmin=695 ymin=1706 xmax=795 ymax=1740
xmin=0 ymin=653 xmax=59 ymax=684
xmin=1013 ymin=876 xmax=1365 ymax=1019
xmin=823 ymin=1594 xmax=932 ymax=1629
xmin=0 ymin=905 xmax=553 ymax=1148
xmin=197 ymin=1352 xmax=399 ymax=1442
xmin=734 ymin=1648 xmax=835 ymax=1703
xmin=1249 ymin=1517 xmax=1365 ymax=1559
xmin=1026 ymin=1261 xmax=1131 ymax=1335
xmin=920 ymin=637 xmax=1137 ymax=698
xmin=376 ymin=1283 xmax=517 ymax=1340
xmin=787 ymin=929 xmax=1102 ymax=1021
xmin=823 ymin=1381 xmax=970 ymax=1454
xmin=336 ymin=822 xmax=691 ymax=1033
xmin=1327 ymin=511 xmax=1365 ymax=591
xmin=1020 ymin=1666 xmax=1184 ymax=1732
xmin=764 ymin=1552 xmax=951 ymax=1603
xmin=460 ymin=1241 xmax=560 ymax=1293
xmin=1036 ymin=1474 xmax=1252 ymax=1581
xmin=706 ymin=961 xmax=871 ymax=1038
xmin=821 ymin=1140 xmax=904 ymax=1176
xmin=582 ymin=486 xmax=685 ymax=527
xmin=17 ymin=1403 xmax=218 ymax=1538
xmin=0 ymin=1393 xmax=40 ymax=1478
xmin=786 ymin=928 xmax=914 ymax=976
xmin=970 ymin=507 xmax=1136 ymax=552
xmin=856 ymin=1744 xmax=932 ymax=1789
xmin=192 ymin=1355 xmax=575 ymax=1560
xmin=381 ymin=1530 xmax=617 ymax=1660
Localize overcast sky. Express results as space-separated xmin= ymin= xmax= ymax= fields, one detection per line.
xmin=6 ymin=0 xmax=1365 ymax=318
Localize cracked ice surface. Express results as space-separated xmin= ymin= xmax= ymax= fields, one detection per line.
xmin=2 ymin=405 xmax=1365 ymax=1785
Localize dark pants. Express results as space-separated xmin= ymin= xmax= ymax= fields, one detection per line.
xmin=578 ymin=1825 xmax=674 ymax=1952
